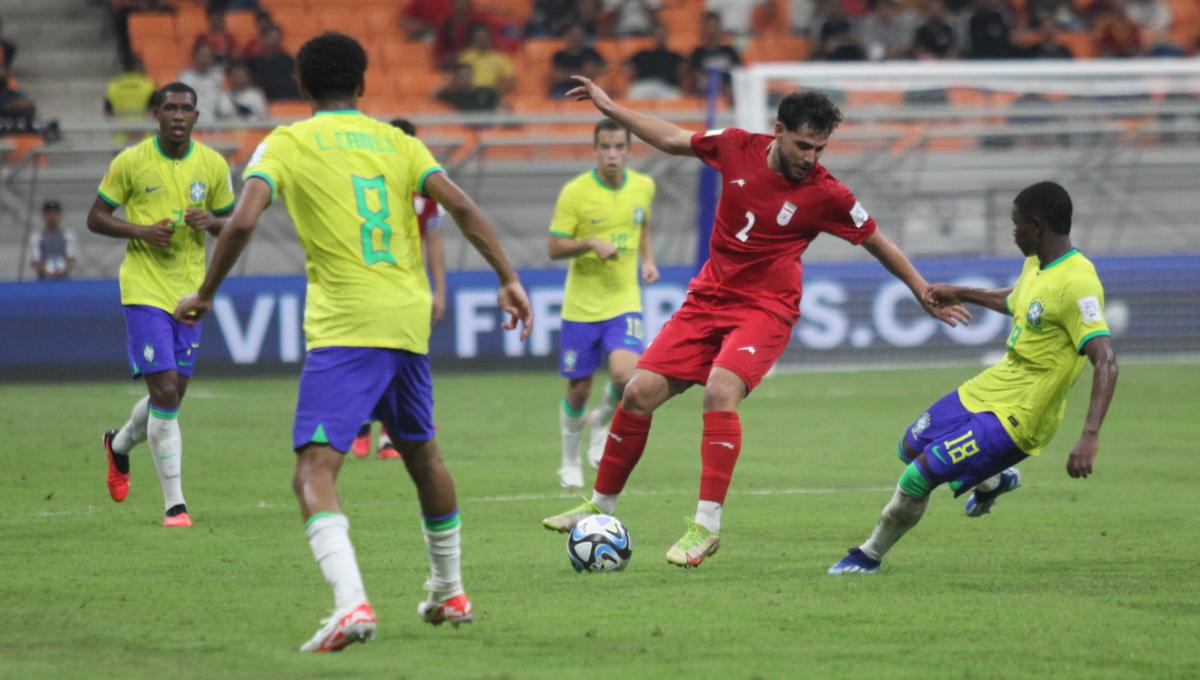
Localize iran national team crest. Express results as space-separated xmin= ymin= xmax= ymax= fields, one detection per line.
xmin=776 ymin=201 xmax=797 ymax=226
xmin=1026 ymin=300 xmax=1045 ymax=327
xmin=188 ymin=181 xmax=207 ymax=203
xmin=142 ymin=343 xmax=155 ymax=364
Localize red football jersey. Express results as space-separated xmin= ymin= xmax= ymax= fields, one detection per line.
xmin=689 ymin=128 xmax=877 ymax=323
xmin=412 ymin=193 xmax=445 ymax=236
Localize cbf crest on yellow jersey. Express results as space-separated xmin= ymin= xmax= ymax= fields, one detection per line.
xmin=549 ymin=169 xmax=655 ymax=322
xmin=97 ymin=137 xmax=234 ymax=312
xmin=243 ymin=110 xmax=443 ymax=352
xmin=958 ymin=250 xmax=1110 ymax=455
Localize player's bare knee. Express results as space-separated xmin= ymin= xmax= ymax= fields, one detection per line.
xmin=566 ymin=377 xmax=592 ymax=410
xmin=620 ymin=380 xmax=656 ymax=415
xmin=702 ymin=382 xmax=740 ymax=412
xmin=148 ymin=382 xmax=180 ymax=410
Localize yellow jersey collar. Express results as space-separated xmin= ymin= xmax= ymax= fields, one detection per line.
xmin=153 ymin=136 xmax=194 ymax=161
xmin=1039 ymin=247 xmax=1079 ymax=271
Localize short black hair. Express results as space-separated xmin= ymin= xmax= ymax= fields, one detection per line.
xmin=153 ymin=82 xmax=198 ymax=108
xmin=391 ymin=118 xmax=417 ymax=137
xmin=1014 ymin=181 xmax=1073 ymax=235
xmin=297 ymin=32 xmax=367 ymax=103
xmin=777 ymin=90 xmax=843 ymax=136
xmin=594 ymin=119 xmax=630 ymax=145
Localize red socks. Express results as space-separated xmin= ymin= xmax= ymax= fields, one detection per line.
xmin=593 ymin=406 xmax=652 ymax=495
xmin=699 ymin=410 xmax=742 ymax=503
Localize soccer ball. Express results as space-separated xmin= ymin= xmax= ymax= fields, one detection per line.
xmin=567 ymin=514 xmax=632 ymax=573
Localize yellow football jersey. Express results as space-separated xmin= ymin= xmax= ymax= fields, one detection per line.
xmin=243 ymin=110 xmax=443 ymax=352
xmin=549 ymin=169 xmax=655 ymax=322
xmin=98 ymin=136 xmax=235 ymax=313
xmin=959 ymin=250 xmax=1111 ymax=455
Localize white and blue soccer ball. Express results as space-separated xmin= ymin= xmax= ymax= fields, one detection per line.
xmin=567 ymin=514 xmax=632 ymax=573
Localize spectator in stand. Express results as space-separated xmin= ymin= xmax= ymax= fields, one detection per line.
xmin=217 ymin=62 xmax=267 ymax=120
xmin=401 ymin=0 xmax=453 ymax=39
xmin=29 ymin=200 xmax=77 ymax=281
xmin=436 ymin=62 xmax=501 ymax=111
xmin=861 ymin=0 xmax=918 ymax=60
xmin=248 ymin=24 xmax=300 ymax=100
xmin=687 ymin=11 xmax=741 ymax=95
xmin=457 ymin=23 xmax=516 ymax=99
xmin=967 ymin=0 xmax=1016 ymax=59
xmin=550 ymin=23 xmax=607 ymax=98
xmin=815 ymin=11 xmax=868 ymax=60
xmin=603 ymin=0 xmax=660 ymax=37
xmin=0 ymin=16 xmax=17 ymax=68
xmin=177 ymin=43 xmax=226 ymax=121
xmin=433 ymin=0 xmax=517 ymax=68
xmin=1023 ymin=18 xmax=1074 ymax=58
xmin=193 ymin=8 xmax=238 ymax=64
xmin=625 ymin=23 xmax=685 ymax=100
xmin=239 ymin=9 xmax=275 ymax=59
xmin=105 ymin=54 xmax=156 ymax=121
xmin=1125 ymin=0 xmax=1182 ymax=56
xmin=1025 ymin=0 xmax=1083 ymax=30
xmin=705 ymin=0 xmax=773 ymax=37
xmin=912 ymin=0 xmax=958 ymax=59
xmin=1091 ymin=0 xmax=1142 ymax=57
xmin=528 ymin=0 xmax=604 ymax=37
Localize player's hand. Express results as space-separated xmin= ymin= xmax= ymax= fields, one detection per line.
xmin=918 ymin=285 xmax=971 ymax=327
xmin=184 ymin=208 xmax=219 ymax=233
xmin=642 ymin=261 xmax=660 ymax=284
xmin=498 ymin=279 xmax=533 ymax=341
xmin=174 ymin=292 xmax=212 ymax=326
xmin=1066 ymin=433 xmax=1099 ymax=478
xmin=431 ymin=290 xmax=446 ymax=326
xmin=925 ymin=283 xmax=964 ymax=307
xmin=139 ymin=219 xmax=174 ymax=248
xmin=589 ymin=238 xmax=619 ymax=260
xmin=565 ymin=75 xmax=615 ymax=112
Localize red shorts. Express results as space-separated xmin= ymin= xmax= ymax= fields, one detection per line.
xmin=637 ymin=294 xmax=794 ymax=391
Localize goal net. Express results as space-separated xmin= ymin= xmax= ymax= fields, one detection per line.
xmin=726 ymin=59 xmax=1200 ymax=367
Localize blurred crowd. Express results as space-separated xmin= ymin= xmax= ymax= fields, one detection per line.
xmin=96 ymin=0 xmax=1200 ymax=118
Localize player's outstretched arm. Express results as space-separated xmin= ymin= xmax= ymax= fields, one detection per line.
xmin=861 ymin=229 xmax=971 ymax=327
xmin=1067 ymin=335 xmax=1118 ymax=479
xmin=926 ymin=283 xmax=1013 ymax=315
xmin=565 ymin=76 xmax=697 ymax=157
xmin=86 ymin=196 xmax=173 ymax=248
xmin=426 ymin=172 xmax=532 ymax=340
xmin=173 ymin=178 xmax=272 ymax=325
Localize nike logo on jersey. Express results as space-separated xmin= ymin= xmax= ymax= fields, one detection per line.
xmin=145 ymin=186 xmax=161 ymax=193
xmin=729 ymin=179 xmax=746 ymax=186
xmin=608 ymin=432 xmax=624 ymax=443
xmin=737 ymin=346 xmax=757 ymax=354
xmin=709 ymin=441 xmax=736 ymax=449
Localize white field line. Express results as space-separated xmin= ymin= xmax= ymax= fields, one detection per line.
xmin=0 ymin=486 xmax=893 ymax=521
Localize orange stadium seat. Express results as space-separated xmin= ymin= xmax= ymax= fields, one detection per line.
xmin=274 ymin=11 xmax=319 ymax=50
xmin=363 ymin=6 xmax=403 ymax=40
xmin=619 ymin=37 xmax=655 ymax=61
xmin=394 ymin=69 xmax=444 ymax=98
xmin=141 ymin=43 xmax=189 ymax=75
xmin=383 ymin=41 xmax=432 ymax=68
xmin=260 ymin=0 xmax=310 ymax=9
xmin=742 ymin=35 xmax=810 ymax=63
xmin=225 ymin=10 xmax=258 ymax=44
xmin=313 ymin=9 xmax=368 ymax=39
xmin=269 ymin=101 xmax=312 ymax=119
xmin=174 ymin=5 xmax=205 ymax=41
xmin=129 ymin=12 xmax=177 ymax=41
xmin=486 ymin=0 xmax=534 ymax=25
xmin=523 ymin=38 xmax=568 ymax=69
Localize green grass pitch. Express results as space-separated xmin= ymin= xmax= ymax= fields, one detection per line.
xmin=1 ymin=363 xmax=1197 ymax=678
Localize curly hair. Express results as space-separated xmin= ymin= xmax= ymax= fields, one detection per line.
xmin=776 ymin=91 xmax=843 ymax=137
xmin=1015 ymin=181 xmax=1073 ymax=235
xmin=296 ymin=32 xmax=367 ymax=103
